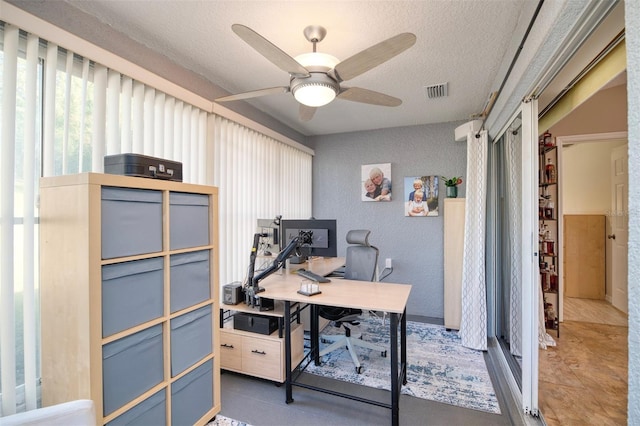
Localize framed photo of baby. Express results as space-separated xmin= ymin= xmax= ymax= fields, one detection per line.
xmin=404 ymin=175 xmax=439 ymax=216
xmin=362 ymin=163 xmax=392 ymax=201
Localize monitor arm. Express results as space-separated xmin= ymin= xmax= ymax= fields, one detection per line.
xmin=245 ymin=234 xmax=301 ymax=308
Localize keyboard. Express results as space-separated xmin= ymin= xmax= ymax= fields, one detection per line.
xmin=296 ymin=268 xmax=331 ymax=283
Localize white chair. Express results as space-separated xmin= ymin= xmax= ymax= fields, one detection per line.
xmin=0 ymin=400 xmax=95 ymax=426
xmin=319 ymin=230 xmax=387 ymax=374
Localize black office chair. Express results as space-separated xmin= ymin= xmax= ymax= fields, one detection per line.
xmin=318 ymin=229 xmax=387 ymax=374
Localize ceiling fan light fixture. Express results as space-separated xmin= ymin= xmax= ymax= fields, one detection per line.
xmin=293 ymin=83 xmax=337 ymax=107
xmin=291 ymin=72 xmax=339 ymax=107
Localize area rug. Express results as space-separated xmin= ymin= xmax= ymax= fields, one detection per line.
xmin=304 ymin=315 xmax=501 ymax=414
xmin=207 ymin=414 xmax=251 ymax=426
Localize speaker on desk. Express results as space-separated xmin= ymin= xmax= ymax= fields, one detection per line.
xmin=223 ymin=282 xmax=243 ymax=305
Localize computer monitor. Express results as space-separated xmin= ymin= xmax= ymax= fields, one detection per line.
xmin=280 ymin=219 xmax=337 ymax=259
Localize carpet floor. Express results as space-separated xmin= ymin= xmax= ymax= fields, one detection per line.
xmin=304 ymin=314 xmax=501 ymax=414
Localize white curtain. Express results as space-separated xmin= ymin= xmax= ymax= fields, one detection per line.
xmin=505 ymin=128 xmax=522 ymax=356
xmin=460 ymin=130 xmax=489 ymax=350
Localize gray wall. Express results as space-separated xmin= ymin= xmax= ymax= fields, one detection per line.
xmin=309 ymin=122 xmax=466 ymax=319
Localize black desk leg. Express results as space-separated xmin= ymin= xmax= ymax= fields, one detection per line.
xmin=285 ymin=301 xmax=294 ymax=404
xmin=390 ymin=312 xmax=399 ymax=426
xmin=401 ymin=308 xmax=407 ymax=385
xmin=311 ymin=304 xmax=321 ymax=365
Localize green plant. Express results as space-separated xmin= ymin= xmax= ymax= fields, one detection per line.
xmin=441 ymin=176 xmax=463 ymax=187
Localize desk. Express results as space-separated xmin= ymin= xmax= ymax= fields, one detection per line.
xmin=259 ymin=257 xmax=411 ymax=426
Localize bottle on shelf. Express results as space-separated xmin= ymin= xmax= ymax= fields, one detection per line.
xmin=544 ymin=199 xmax=555 ymax=220
xmin=549 ymin=265 xmax=558 ymax=292
xmin=541 ymin=263 xmax=550 ymax=291
xmin=545 ymin=158 xmax=556 ymax=183
xmin=543 ymin=131 xmax=555 ymax=147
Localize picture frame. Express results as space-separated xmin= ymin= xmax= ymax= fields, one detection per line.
xmin=404 ymin=175 xmax=439 ymax=216
xmin=361 ymin=163 xmax=392 ymax=201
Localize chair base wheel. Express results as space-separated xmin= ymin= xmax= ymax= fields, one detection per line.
xmin=381 ymin=350 xmax=387 ymax=357
xmin=356 ymin=366 xmax=363 ymax=374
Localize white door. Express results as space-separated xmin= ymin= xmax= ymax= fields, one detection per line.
xmin=610 ymin=144 xmax=628 ymax=313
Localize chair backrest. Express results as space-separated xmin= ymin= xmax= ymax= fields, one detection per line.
xmin=343 ymin=230 xmax=378 ymax=282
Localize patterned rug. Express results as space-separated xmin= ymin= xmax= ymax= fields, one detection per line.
xmin=304 ymin=315 xmax=501 ymax=414
xmin=207 ymin=414 xmax=251 ymax=426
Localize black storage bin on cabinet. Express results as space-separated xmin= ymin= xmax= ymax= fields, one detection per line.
xmin=170 ymin=192 xmax=209 ymax=250
xmin=101 ymin=187 xmax=162 ymax=259
xmin=233 ymin=312 xmax=278 ymax=335
xmin=170 ymin=305 xmax=213 ymax=376
xmin=106 ymin=389 xmax=166 ymax=426
xmin=102 ymin=257 xmax=164 ymax=337
xmin=102 ymin=324 xmax=164 ymax=416
xmin=171 ymin=360 xmax=214 ymax=426
xmin=170 ymin=250 xmax=211 ymax=313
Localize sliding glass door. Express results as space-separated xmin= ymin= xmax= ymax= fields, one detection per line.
xmin=488 ymin=100 xmax=539 ymax=416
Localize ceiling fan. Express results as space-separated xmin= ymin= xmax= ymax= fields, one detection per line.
xmin=215 ymin=24 xmax=417 ymax=121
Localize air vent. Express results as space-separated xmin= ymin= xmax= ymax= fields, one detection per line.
xmin=424 ymin=82 xmax=448 ymax=99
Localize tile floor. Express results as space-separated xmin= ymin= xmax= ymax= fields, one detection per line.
xmin=538 ymin=297 xmax=628 ymax=425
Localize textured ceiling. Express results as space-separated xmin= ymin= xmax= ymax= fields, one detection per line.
xmin=62 ymin=1 xmax=532 ymax=136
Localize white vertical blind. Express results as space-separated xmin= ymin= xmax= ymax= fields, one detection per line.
xmin=153 ymin=92 xmax=164 ymax=158
xmin=106 ymin=69 xmax=120 ymax=155
xmin=1 ymin=23 xmax=19 ymax=417
xmin=132 ymin=81 xmax=144 ymax=153
xmin=22 ymin=31 xmax=39 ymax=412
xmin=120 ymin=76 xmax=132 ymax=154
xmin=211 ymin=116 xmax=312 ymax=287
xmin=0 ymin=19 xmax=312 ymax=417
xmin=143 ymin=86 xmax=155 ymax=155
xmin=79 ymin=58 xmax=90 ymax=172
xmin=42 ymin=42 xmax=56 ymax=177
xmin=92 ymin=64 xmax=107 ymax=172
xmin=164 ymin=95 xmax=175 ymax=158
xmin=62 ymin=51 xmax=73 ymax=174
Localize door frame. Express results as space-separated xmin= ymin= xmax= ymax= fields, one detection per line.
xmin=555 ymin=131 xmax=627 ymax=319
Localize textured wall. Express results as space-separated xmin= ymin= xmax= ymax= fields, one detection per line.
xmin=309 ymin=122 xmax=467 ymax=318
xmin=625 ymin=2 xmax=639 ymax=424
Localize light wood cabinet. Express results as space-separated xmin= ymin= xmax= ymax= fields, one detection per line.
xmin=444 ymin=198 xmax=465 ymax=330
xmin=40 ymin=173 xmax=220 ymax=426
xmin=564 ymin=214 xmax=606 ymax=299
xmin=219 ymin=305 xmax=304 ymax=383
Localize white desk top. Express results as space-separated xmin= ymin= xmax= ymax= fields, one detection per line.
xmin=260 ymin=257 xmax=412 ymax=314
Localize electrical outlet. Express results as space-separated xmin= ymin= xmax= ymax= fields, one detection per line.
xmin=385 ymin=258 xmax=392 ymax=268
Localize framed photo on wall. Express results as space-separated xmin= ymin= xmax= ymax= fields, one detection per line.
xmin=404 ymin=175 xmax=439 ymax=216
xmin=362 ymin=163 xmax=392 ymax=201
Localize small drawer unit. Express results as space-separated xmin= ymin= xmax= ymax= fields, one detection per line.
xmin=220 ymin=318 xmax=304 ymax=383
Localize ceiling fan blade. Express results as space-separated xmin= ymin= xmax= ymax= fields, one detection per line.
xmin=232 ymin=24 xmax=310 ymax=77
xmin=215 ymin=86 xmax=290 ymax=102
xmin=337 ymin=87 xmax=402 ymax=107
xmin=333 ymin=33 xmax=416 ymax=82
xmin=299 ymin=104 xmax=317 ymax=122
